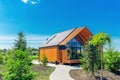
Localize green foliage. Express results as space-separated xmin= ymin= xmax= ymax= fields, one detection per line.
xmin=0 ymin=53 xmax=3 ymax=64
xmin=30 ymin=55 xmax=38 ymax=60
xmin=103 ymin=49 xmax=120 ymax=71
xmin=80 ymin=43 xmax=100 ymax=74
xmin=89 ymin=32 xmax=111 ymax=46
xmin=5 ymin=49 xmax=34 ymax=80
xmin=14 ymin=32 xmax=27 ymax=51
xmin=89 ymin=32 xmax=111 ymax=79
xmin=41 ymin=54 xmax=48 ymax=66
xmin=0 ymin=49 xmax=8 ymax=55
xmin=27 ymin=47 xmax=38 ymax=60
xmin=27 ymin=47 xmax=38 ymax=55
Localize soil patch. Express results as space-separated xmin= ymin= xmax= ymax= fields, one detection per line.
xmin=70 ymin=69 xmax=120 ymax=80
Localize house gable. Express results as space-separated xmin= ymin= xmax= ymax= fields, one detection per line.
xmin=60 ymin=27 xmax=93 ymax=46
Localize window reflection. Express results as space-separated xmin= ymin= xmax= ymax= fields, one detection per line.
xmin=67 ymin=38 xmax=82 ymax=60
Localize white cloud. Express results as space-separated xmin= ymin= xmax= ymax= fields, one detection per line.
xmin=104 ymin=37 xmax=120 ymax=51
xmin=31 ymin=1 xmax=37 ymax=4
xmin=0 ymin=35 xmax=50 ymax=49
xmin=21 ymin=0 xmax=28 ymax=4
xmin=112 ymin=38 xmax=120 ymax=51
xmin=1 ymin=35 xmax=120 ymax=51
xmin=21 ymin=0 xmax=40 ymax=4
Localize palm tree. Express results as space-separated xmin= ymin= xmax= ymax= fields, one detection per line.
xmin=89 ymin=32 xmax=111 ymax=80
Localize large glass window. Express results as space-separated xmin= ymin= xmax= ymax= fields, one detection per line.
xmin=67 ymin=38 xmax=82 ymax=60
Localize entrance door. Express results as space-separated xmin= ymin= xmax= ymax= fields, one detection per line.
xmin=59 ymin=50 xmax=62 ymax=63
xmin=59 ymin=45 xmax=67 ymax=63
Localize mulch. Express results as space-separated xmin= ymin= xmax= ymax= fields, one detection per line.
xmin=70 ymin=69 xmax=120 ymax=80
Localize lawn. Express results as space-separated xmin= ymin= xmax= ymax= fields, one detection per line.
xmin=0 ymin=64 xmax=55 ymax=80
xmin=0 ymin=65 xmax=6 ymax=79
xmin=31 ymin=64 xmax=55 ymax=80
xmin=30 ymin=55 xmax=39 ymax=60
xmin=70 ymin=69 xmax=120 ymax=80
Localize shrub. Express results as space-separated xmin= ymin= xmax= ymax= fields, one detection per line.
xmin=0 ymin=53 xmax=3 ymax=64
xmin=5 ymin=49 xmax=34 ymax=80
xmin=41 ymin=54 xmax=48 ymax=66
xmin=80 ymin=43 xmax=100 ymax=75
xmin=103 ymin=49 xmax=120 ymax=71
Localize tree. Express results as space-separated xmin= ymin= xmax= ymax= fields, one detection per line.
xmin=89 ymin=32 xmax=111 ymax=80
xmin=5 ymin=49 xmax=34 ymax=80
xmin=5 ymin=32 xmax=34 ymax=80
xmin=14 ymin=32 xmax=27 ymax=51
xmin=80 ymin=43 xmax=99 ymax=76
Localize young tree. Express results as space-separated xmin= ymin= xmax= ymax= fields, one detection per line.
xmin=80 ymin=43 xmax=99 ymax=76
xmin=14 ymin=32 xmax=27 ymax=51
xmin=5 ymin=32 xmax=34 ymax=80
xmin=5 ymin=49 xmax=34 ymax=80
xmin=89 ymin=32 xmax=111 ymax=80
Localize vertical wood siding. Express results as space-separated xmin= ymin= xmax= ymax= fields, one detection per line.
xmin=39 ymin=46 xmax=58 ymax=62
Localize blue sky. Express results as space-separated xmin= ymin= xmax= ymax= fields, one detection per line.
xmin=0 ymin=0 xmax=120 ymax=50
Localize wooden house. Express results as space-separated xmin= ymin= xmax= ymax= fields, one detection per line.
xmin=39 ymin=27 xmax=93 ymax=64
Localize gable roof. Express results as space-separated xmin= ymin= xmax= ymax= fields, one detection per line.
xmin=41 ymin=26 xmax=92 ymax=47
xmin=41 ymin=28 xmax=75 ymax=47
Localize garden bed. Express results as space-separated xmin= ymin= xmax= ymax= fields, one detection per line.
xmin=0 ymin=64 xmax=55 ymax=80
xmin=31 ymin=64 xmax=55 ymax=80
xmin=70 ymin=69 xmax=120 ymax=80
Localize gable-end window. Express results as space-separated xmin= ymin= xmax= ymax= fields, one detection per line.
xmin=67 ymin=38 xmax=82 ymax=60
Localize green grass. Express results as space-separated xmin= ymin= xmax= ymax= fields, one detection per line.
xmin=31 ymin=64 xmax=55 ymax=80
xmin=30 ymin=55 xmax=39 ymax=60
xmin=0 ymin=65 xmax=6 ymax=79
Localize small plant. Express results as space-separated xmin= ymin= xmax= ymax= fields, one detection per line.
xmin=41 ymin=54 xmax=48 ymax=66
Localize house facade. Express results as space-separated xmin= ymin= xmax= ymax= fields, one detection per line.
xmin=39 ymin=27 xmax=93 ymax=64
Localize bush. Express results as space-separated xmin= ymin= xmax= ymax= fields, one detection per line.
xmin=103 ymin=49 xmax=120 ymax=71
xmin=80 ymin=43 xmax=100 ymax=75
xmin=0 ymin=53 xmax=3 ymax=64
xmin=41 ymin=54 xmax=48 ymax=66
xmin=5 ymin=49 xmax=34 ymax=80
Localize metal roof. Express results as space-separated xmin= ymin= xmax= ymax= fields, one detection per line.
xmin=41 ymin=28 xmax=75 ymax=47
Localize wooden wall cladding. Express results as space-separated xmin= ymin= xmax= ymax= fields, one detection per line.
xmin=39 ymin=46 xmax=58 ymax=62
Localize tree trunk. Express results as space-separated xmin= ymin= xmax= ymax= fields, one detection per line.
xmin=101 ymin=45 xmax=103 ymax=80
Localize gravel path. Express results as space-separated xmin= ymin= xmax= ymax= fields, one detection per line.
xmin=32 ymin=60 xmax=81 ymax=80
xmin=47 ymin=63 xmax=81 ymax=80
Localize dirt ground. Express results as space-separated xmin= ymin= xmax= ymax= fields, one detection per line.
xmin=70 ymin=69 xmax=120 ymax=80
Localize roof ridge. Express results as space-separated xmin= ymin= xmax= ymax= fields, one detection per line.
xmin=58 ymin=28 xmax=77 ymax=45
xmin=56 ymin=28 xmax=76 ymax=34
